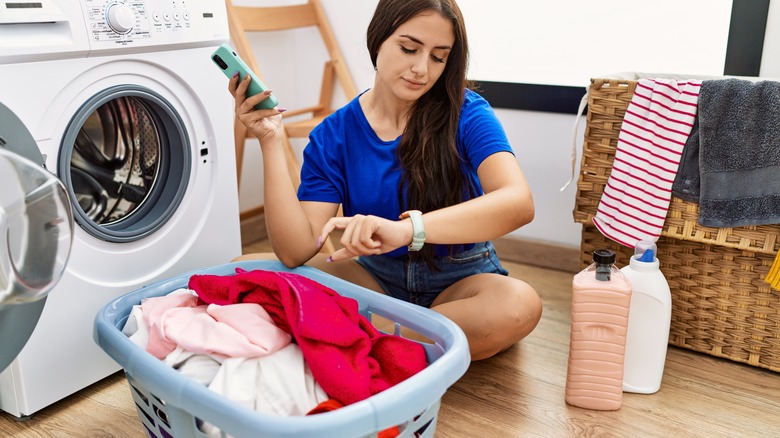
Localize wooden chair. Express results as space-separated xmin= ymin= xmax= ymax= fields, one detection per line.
xmin=226 ymin=0 xmax=358 ymax=253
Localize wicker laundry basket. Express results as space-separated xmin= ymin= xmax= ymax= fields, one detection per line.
xmin=573 ymin=78 xmax=780 ymax=373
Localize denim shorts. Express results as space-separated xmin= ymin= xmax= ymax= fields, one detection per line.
xmin=356 ymin=241 xmax=508 ymax=308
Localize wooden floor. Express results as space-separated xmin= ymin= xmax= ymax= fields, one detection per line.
xmin=1 ymin=239 xmax=779 ymax=437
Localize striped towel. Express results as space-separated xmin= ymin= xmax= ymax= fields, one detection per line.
xmin=593 ymin=78 xmax=701 ymax=248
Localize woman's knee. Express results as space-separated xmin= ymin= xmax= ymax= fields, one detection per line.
xmin=508 ymin=282 xmax=543 ymax=334
xmin=230 ymin=252 xmax=278 ymax=263
xmin=454 ymin=278 xmax=542 ymax=360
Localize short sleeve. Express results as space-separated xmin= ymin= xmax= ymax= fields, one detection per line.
xmin=297 ymin=124 xmax=345 ymax=204
xmin=458 ymin=90 xmax=515 ymax=170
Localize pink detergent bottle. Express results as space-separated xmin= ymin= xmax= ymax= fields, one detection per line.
xmin=565 ymin=249 xmax=632 ymax=410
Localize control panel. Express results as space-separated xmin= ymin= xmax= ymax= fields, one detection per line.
xmin=0 ymin=0 xmax=228 ymax=63
xmin=82 ymin=0 xmax=228 ymax=49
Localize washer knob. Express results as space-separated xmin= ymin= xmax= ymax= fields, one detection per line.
xmin=106 ymin=3 xmax=135 ymax=34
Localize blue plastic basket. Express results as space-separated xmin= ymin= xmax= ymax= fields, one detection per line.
xmin=94 ymin=261 xmax=470 ymax=438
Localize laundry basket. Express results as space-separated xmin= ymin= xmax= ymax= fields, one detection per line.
xmin=573 ymin=77 xmax=780 ymax=373
xmin=94 ymin=260 xmax=470 ymax=438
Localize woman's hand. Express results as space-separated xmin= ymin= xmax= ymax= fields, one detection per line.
xmin=319 ymin=214 xmax=413 ymax=262
xmin=228 ymin=73 xmax=285 ymax=144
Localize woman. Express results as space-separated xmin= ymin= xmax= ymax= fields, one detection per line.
xmin=230 ymin=0 xmax=541 ymax=361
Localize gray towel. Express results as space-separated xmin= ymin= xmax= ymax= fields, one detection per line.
xmin=689 ymin=79 xmax=780 ymax=227
xmin=671 ymin=116 xmax=700 ymax=203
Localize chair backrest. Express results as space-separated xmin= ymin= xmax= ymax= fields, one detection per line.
xmin=225 ymin=0 xmax=359 ymax=194
xmin=225 ymin=1 xmax=352 ymax=254
xmin=225 ymin=0 xmax=358 ymax=109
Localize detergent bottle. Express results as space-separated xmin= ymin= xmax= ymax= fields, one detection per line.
xmin=565 ymin=249 xmax=632 ymax=410
xmin=620 ymin=240 xmax=672 ymax=394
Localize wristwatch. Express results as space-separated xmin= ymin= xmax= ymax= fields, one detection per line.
xmin=399 ymin=210 xmax=426 ymax=251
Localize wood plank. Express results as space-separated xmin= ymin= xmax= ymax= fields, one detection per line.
xmin=0 ymin=373 xmax=143 ymax=437
xmin=234 ymin=4 xmax=318 ymax=32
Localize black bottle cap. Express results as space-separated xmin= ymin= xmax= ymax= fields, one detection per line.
xmin=593 ymin=249 xmax=616 ymax=265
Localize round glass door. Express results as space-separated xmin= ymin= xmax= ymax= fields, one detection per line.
xmin=0 ymin=102 xmax=73 ymax=372
xmin=59 ymin=85 xmax=191 ymax=243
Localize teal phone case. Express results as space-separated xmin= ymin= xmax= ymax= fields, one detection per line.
xmin=211 ymin=43 xmax=279 ymax=110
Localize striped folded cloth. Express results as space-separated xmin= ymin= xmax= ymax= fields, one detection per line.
xmin=593 ymin=78 xmax=701 ymax=248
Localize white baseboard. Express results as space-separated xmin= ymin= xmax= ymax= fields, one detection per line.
xmin=492 ymin=235 xmax=579 ymax=273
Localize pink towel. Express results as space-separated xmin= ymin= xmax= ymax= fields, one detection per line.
xmin=188 ymin=268 xmax=428 ymax=406
xmin=593 ymin=78 xmax=701 ymax=248
xmin=162 ymin=304 xmax=292 ymax=358
xmin=142 ymin=294 xmax=291 ymax=360
xmin=142 ymin=292 xmax=200 ymax=359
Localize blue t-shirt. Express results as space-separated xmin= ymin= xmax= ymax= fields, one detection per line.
xmin=297 ymin=88 xmax=514 ymax=257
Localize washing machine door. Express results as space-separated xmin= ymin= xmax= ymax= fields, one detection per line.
xmin=58 ymin=86 xmax=191 ymax=243
xmin=0 ymin=103 xmax=74 ymax=372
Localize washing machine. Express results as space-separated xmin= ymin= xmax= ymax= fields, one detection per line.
xmin=0 ymin=0 xmax=241 ymax=417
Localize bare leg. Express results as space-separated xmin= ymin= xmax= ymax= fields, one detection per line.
xmin=431 ymin=274 xmax=542 ymax=361
xmin=234 ymin=252 xmax=383 ymax=291
xmin=233 ymin=252 xmax=397 ymax=327
xmin=232 ymin=253 xmax=541 ymax=359
xmin=232 ymin=252 xmax=278 ymax=261
xmin=307 ymin=254 xmax=385 ymax=293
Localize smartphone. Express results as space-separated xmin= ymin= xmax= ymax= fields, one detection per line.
xmin=211 ymin=43 xmax=279 ymax=110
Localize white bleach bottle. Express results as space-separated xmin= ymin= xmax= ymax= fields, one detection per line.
xmin=620 ymin=240 xmax=672 ymax=394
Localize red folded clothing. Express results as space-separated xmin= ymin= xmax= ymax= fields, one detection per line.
xmin=188 ymin=268 xmax=427 ymax=405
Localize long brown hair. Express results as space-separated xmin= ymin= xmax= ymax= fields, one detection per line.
xmin=367 ymin=0 xmax=473 ymax=264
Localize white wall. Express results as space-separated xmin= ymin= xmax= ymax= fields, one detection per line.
xmin=460 ymin=0 xmax=733 ymax=86
xmin=235 ymin=0 xmax=778 ymax=250
xmin=761 ymin=0 xmax=780 ymax=77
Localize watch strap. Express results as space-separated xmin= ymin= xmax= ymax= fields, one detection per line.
xmin=400 ymin=210 xmax=425 ymax=251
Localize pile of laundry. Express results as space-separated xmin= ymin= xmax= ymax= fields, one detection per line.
xmin=121 ymin=267 xmax=428 ymax=437
xmin=591 ymin=77 xmax=780 ymax=287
